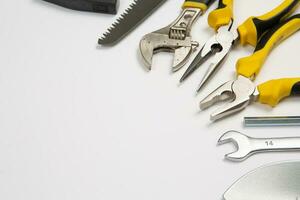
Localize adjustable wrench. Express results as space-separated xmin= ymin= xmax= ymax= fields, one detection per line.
xmin=140 ymin=0 xmax=216 ymax=72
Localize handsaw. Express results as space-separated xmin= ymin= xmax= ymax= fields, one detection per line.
xmin=98 ymin=0 xmax=167 ymax=45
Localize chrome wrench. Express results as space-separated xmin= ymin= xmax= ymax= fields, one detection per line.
xmin=218 ymin=130 xmax=300 ymax=162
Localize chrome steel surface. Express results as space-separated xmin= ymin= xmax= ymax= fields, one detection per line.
xmin=224 ymin=161 xmax=300 ymax=200
xmin=200 ymin=75 xmax=259 ymax=121
xmin=180 ymin=21 xmax=238 ymax=88
xmin=140 ymin=8 xmax=201 ymax=71
xmin=218 ymin=130 xmax=300 ymax=161
xmin=98 ymin=0 xmax=167 ymax=45
xmin=244 ymin=116 xmax=300 ymax=127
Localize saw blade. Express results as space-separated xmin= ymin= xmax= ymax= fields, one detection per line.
xmin=98 ymin=0 xmax=167 ymax=45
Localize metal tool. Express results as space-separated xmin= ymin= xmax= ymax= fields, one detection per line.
xmin=181 ymin=0 xmax=300 ymax=92
xmin=223 ymin=161 xmax=300 ymax=200
xmin=180 ymin=0 xmax=234 ymax=87
xmin=244 ymin=116 xmax=300 ymax=127
xmin=140 ymin=0 xmax=216 ymax=72
xmin=200 ymin=13 xmax=300 ymax=121
xmin=98 ymin=0 xmax=167 ymax=45
xmin=218 ymin=130 xmax=300 ymax=162
xmin=43 ymin=0 xmax=118 ymax=14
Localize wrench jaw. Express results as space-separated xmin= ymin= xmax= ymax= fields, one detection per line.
xmin=139 ymin=32 xmax=197 ymax=71
xmin=172 ymin=45 xmax=197 ymax=72
xmin=140 ymin=7 xmax=201 ymax=72
xmin=218 ymin=131 xmax=253 ymax=162
xmin=140 ymin=33 xmax=157 ymax=70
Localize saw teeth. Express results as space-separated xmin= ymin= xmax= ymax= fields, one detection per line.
xmin=99 ymin=0 xmax=139 ymax=37
xmin=98 ymin=0 xmax=166 ymax=45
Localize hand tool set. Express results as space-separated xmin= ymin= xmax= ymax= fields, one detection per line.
xmin=139 ymin=1 xmax=300 ymax=195
xmin=41 ymin=0 xmax=300 ymax=197
xmin=139 ymin=0 xmax=300 ymax=121
xmin=200 ymin=14 xmax=300 ymax=121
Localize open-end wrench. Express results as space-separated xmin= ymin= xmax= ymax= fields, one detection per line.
xmin=218 ymin=130 xmax=300 ymax=162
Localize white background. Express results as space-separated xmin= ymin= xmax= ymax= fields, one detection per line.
xmin=0 ymin=0 xmax=299 ymax=199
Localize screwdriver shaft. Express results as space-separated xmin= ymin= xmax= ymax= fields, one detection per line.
xmin=244 ymin=116 xmax=300 ymax=127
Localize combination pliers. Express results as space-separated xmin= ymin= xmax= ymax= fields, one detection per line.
xmin=199 ymin=13 xmax=300 ymax=121
xmin=180 ymin=0 xmax=300 ymax=92
xmin=139 ymin=0 xmax=216 ymax=72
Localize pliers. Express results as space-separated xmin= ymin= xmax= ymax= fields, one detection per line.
xmin=139 ymin=0 xmax=216 ymax=72
xmin=180 ymin=0 xmax=300 ymax=92
xmin=200 ymin=13 xmax=300 ymax=121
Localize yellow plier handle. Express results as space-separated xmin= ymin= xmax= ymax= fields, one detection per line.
xmin=238 ymin=0 xmax=300 ymax=46
xmin=208 ymin=0 xmax=234 ymax=30
xmin=258 ymin=78 xmax=300 ymax=106
xmin=236 ymin=14 xmax=300 ymax=79
xmin=183 ymin=0 xmax=216 ymax=13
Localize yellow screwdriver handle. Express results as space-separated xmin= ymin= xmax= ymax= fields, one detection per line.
xmin=258 ymin=78 xmax=300 ymax=107
xmin=208 ymin=0 xmax=234 ymax=30
xmin=183 ymin=0 xmax=216 ymax=12
xmin=236 ymin=14 xmax=300 ymax=79
xmin=238 ymin=0 xmax=300 ymax=46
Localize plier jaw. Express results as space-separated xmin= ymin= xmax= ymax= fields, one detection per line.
xmin=200 ymin=20 xmax=238 ymax=58
xmin=200 ymin=21 xmax=237 ymax=56
xmin=200 ymin=76 xmax=258 ymax=121
xmin=180 ymin=20 xmax=239 ymax=89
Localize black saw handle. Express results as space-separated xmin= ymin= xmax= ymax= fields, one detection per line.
xmin=43 ymin=0 xmax=117 ymax=14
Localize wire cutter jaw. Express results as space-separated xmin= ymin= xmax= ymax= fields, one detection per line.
xmin=200 ymin=75 xmax=259 ymax=121
xmin=139 ymin=8 xmax=201 ymax=72
xmin=201 ymin=21 xmax=238 ymax=59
